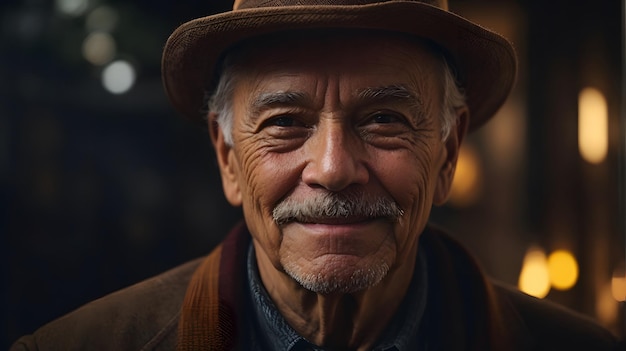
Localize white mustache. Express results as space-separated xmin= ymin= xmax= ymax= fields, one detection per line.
xmin=272 ymin=191 xmax=404 ymax=225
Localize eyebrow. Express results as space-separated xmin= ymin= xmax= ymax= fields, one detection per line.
xmin=355 ymin=85 xmax=424 ymax=117
xmin=250 ymin=91 xmax=310 ymax=115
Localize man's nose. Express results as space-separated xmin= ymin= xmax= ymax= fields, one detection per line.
xmin=301 ymin=122 xmax=369 ymax=191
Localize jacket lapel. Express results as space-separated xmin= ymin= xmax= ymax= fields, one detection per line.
xmin=419 ymin=226 xmax=517 ymax=350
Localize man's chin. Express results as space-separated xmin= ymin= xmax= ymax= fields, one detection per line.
xmin=283 ymin=260 xmax=390 ymax=295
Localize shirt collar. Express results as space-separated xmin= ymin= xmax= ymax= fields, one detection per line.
xmin=247 ymin=244 xmax=428 ymax=351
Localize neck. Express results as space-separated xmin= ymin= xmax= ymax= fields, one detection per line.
xmin=254 ymin=243 xmax=418 ymax=350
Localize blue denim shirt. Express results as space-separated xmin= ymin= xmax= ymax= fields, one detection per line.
xmin=246 ymin=244 xmax=428 ymax=350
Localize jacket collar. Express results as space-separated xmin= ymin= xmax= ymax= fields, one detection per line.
xmin=177 ymin=223 xmax=531 ymax=350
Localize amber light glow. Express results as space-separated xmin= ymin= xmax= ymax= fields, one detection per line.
xmin=547 ymin=250 xmax=579 ymax=290
xmin=448 ymin=144 xmax=481 ymax=207
xmin=612 ymin=268 xmax=626 ymax=302
xmin=578 ymin=87 xmax=608 ymax=164
xmin=518 ymin=247 xmax=550 ymax=298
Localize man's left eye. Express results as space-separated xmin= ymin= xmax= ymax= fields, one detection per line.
xmin=371 ymin=113 xmax=403 ymax=124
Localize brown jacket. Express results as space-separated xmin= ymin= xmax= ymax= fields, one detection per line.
xmin=11 ymin=224 xmax=619 ymax=350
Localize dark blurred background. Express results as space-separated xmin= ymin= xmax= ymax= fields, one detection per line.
xmin=1 ymin=0 xmax=624 ymax=348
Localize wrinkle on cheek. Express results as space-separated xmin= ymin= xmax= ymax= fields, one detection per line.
xmin=395 ymin=140 xmax=439 ymax=248
xmin=240 ymin=153 xmax=265 ymax=210
xmin=402 ymin=132 xmax=434 ymax=154
xmin=238 ymin=146 xmax=285 ymax=258
xmin=236 ymin=135 xmax=302 ymax=229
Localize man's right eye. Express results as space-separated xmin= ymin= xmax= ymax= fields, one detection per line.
xmin=267 ymin=116 xmax=298 ymax=127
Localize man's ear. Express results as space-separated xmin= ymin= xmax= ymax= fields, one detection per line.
xmin=209 ymin=112 xmax=242 ymax=206
xmin=433 ymin=106 xmax=469 ymax=206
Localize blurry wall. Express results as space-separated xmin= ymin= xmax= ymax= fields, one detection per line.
xmin=1 ymin=0 xmax=239 ymax=347
xmin=443 ymin=0 xmax=624 ymax=337
xmin=2 ymin=0 xmax=624 ymax=348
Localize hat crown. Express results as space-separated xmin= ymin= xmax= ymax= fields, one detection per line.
xmin=234 ymin=0 xmax=448 ymax=11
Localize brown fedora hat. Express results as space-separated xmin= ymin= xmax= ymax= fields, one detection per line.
xmin=162 ymin=0 xmax=517 ymax=131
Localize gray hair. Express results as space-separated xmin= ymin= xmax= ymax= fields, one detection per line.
xmin=439 ymin=57 xmax=466 ymax=141
xmin=207 ymin=54 xmax=466 ymax=146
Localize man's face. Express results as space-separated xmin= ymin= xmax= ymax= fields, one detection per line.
xmin=212 ymin=32 xmax=464 ymax=294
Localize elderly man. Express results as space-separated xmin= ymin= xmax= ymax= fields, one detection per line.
xmin=11 ymin=0 xmax=620 ymax=350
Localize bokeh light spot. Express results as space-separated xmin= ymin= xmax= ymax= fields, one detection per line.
xmin=518 ymin=247 xmax=550 ymax=298
xmin=547 ymin=250 xmax=579 ymax=290
xmin=448 ymin=144 xmax=481 ymax=207
xmin=55 ymin=0 xmax=90 ymax=16
xmin=578 ymin=87 xmax=608 ymax=164
xmin=102 ymin=60 xmax=136 ymax=94
xmin=82 ymin=32 xmax=116 ymax=66
xmin=612 ymin=268 xmax=626 ymax=302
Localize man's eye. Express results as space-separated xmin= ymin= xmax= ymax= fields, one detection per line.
xmin=370 ymin=113 xmax=403 ymax=124
xmin=268 ymin=116 xmax=297 ymax=127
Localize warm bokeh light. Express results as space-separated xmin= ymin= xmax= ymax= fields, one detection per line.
xmin=597 ymin=281 xmax=619 ymax=326
xmin=448 ymin=144 xmax=481 ymax=207
xmin=611 ymin=268 xmax=626 ymax=302
xmin=82 ymin=32 xmax=116 ymax=66
xmin=518 ymin=247 xmax=550 ymax=298
xmin=102 ymin=60 xmax=136 ymax=94
xmin=547 ymin=250 xmax=579 ymax=290
xmin=578 ymin=87 xmax=608 ymax=164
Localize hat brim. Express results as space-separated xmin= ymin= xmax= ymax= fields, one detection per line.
xmin=162 ymin=2 xmax=517 ymax=131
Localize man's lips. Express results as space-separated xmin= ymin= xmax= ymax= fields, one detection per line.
xmin=283 ymin=217 xmax=388 ymax=239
